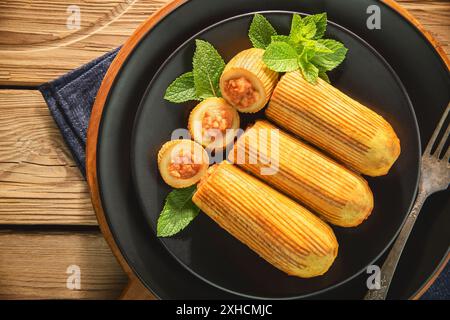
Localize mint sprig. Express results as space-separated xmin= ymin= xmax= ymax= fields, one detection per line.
xmin=157 ymin=185 xmax=200 ymax=237
xmin=311 ymin=39 xmax=348 ymax=71
xmin=248 ymin=13 xmax=278 ymax=49
xmin=248 ymin=13 xmax=348 ymax=84
xmin=263 ymin=42 xmax=299 ymax=72
xmin=163 ymin=72 xmax=198 ymax=103
xmin=298 ymin=48 xmax=319 ymax=83
xmin=318 ymin=69 xmax=330 ymax=83
xmin=164 ymin=40 xmax=225 ymax=103
xmin=193 ymin=39 xmax=225 ymax=99
xmin=302 ymin=13 xmax=327 ymax=39
xmin=290 ymin=14 xmax=317 ymax=41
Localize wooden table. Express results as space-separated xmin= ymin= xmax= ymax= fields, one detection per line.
xmin=0 ymin=0 xmax=448 ymax=299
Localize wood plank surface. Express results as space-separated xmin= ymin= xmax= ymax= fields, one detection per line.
xmin=0 ymin=230 xmax=127 ymax=299
xmin=396 ymin=0 xmax=449 ymax=56
xmin=0 ymin=0 xmax=448 ymax=86
xmin=0 ymin=0 xmax=170 ymax=86
xmin=0 ymin=90 xmax=96 ymax=225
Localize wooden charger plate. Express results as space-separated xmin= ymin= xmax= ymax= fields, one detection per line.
xmin=87 ymin=0 xmax=450 ymax=299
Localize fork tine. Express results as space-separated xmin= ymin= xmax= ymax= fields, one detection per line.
xmin=434 ymin=120 xmax=450 ymax=158
xmin=425 ymin=102 xmax=450 ymax=154
xmin=445 ymin=147 xmax=450 ymax=162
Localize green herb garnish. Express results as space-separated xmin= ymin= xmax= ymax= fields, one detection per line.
xmin=310 ymin=39 xmax=348 ymax=72
xmin=192 ymin=39 xmax=226 ymax=99
xmin=163 ymin=71 xmax=197 ymax=103
xmin=157 ymin=185 xmax=200 ymax=237
xmin=161 ymin=40 xmax=225 ymax=236
xmin=248 ymin=13 xmax=348 ymax=84
xmin=262 ymin=41 xmax=299 ymax=72
xmin=164 ymin=40 xmax=225 ymax=103
xmin=248 ymin=13 xmax=278 ymax=49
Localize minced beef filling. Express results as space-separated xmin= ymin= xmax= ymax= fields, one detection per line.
xmin=168 ymin=149 xmax=202 ymax=179
xmin=201 ymin=106 xmax=233 ymax=141
xmin=224 ymin=77 xmax=259 ymax=108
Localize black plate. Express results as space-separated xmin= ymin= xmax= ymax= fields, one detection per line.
xmin=131 ymin=12 xmax=420 ymax=299
xmin=97 ymin=0 xmax=450 ymax=299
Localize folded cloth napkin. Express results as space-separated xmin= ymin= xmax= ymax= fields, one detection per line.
xmin=39 ymin=47 xmax=120 ymax=176
xmin=38 ymin=48 xmax=448 ymax=299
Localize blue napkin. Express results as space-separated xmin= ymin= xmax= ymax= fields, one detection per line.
xmin=422 ymin=262 xmax=450 ymax=300
xmin=39 ymin=47 xmax=120 ymax=176
xmin=38 ymin=48 xmax=448 ymax=300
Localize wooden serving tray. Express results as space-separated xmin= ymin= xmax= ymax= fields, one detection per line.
xmin=86 ymin=0 xmax=449 ymax=299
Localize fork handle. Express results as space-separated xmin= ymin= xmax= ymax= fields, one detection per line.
xmin=364 ymin=191 xmax=427 ymax=300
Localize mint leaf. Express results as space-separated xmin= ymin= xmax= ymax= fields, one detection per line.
xmin=289 ymin=14 xmax=304 ymax=43
xmin=193 ymin=40 xmax=225 ymax=99
xmin=164 ymin=72 xmax=198 ymax=103
xmin=251 ymin=12 xmax=347 ymax=84
xmin=302 ymin=13 xmax=327 ymax=39
xmin=304 ymin=39 xmax=333 ymax=53
xmin=298 ymin=49 xmax=319 ymax=83
xmin=157 ymin=186 xmax=200 ymax=237
xmin=289 ymin=14 xmax=316 ymax=41
xmin=311 ymin=39 xmax=348 ymax=71
xmin=299 ymin=60 xmax=319 ymax=83
xmin=301 ymin=46 xmax=316 ymax=61
xmin=271 ymin=35 xmax=291 ymax=43
xmin=249 ymin=13 xmax=277 ymax=49
xmin=263 ymin=42 xmax=299 ymax=72
xmin=319 ymin=70 xmax=331 ymax=83
xmin=300 ymin=20 xmax=317 ymax=39
xmin=272 ymin=35 xmax=304 ymax=54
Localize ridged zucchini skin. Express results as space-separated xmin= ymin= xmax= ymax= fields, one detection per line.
xmin=192 ymin=162 xmax=338 ymax=278
xmin=266 ymin=70 xmax=401 ymax=176
xmin=219 ymin=48 xmax=279 ymax=113
xmin=231 ymin=120 xmax=373 ymax=227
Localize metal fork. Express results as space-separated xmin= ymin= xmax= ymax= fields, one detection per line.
xmin=365 ymin=102 xmax=450 ymax=300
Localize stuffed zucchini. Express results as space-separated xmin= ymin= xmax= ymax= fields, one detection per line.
xmin=219 ymin=48 xmax=278 ymax=113
xmin=231 ymin=120 xmax=374 ymax=227
xmin=157 ymin=139 xmax=209 ymax=188
xmin=192 ymin=161 xmax=338 ymax=278
xmin=266 ymin=70 xmax=401 ymax=176
xmin=188 ymin=97 xmax=240 ymax=150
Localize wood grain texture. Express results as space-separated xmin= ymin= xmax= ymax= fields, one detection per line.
xmin=120 ymin=277 xmax=157 ymax=300
xmin=0 ymin=90 xmax=97 ymax=225
xmin=0 ymin=230 xmax=127 ymax=299
xmin=0 ymin=0 xmax=448 ymax=85
xmin=389 ymin=0 xmax=450 ymax=68
xmin=0 ymin=0 xmax=170 ymax=86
